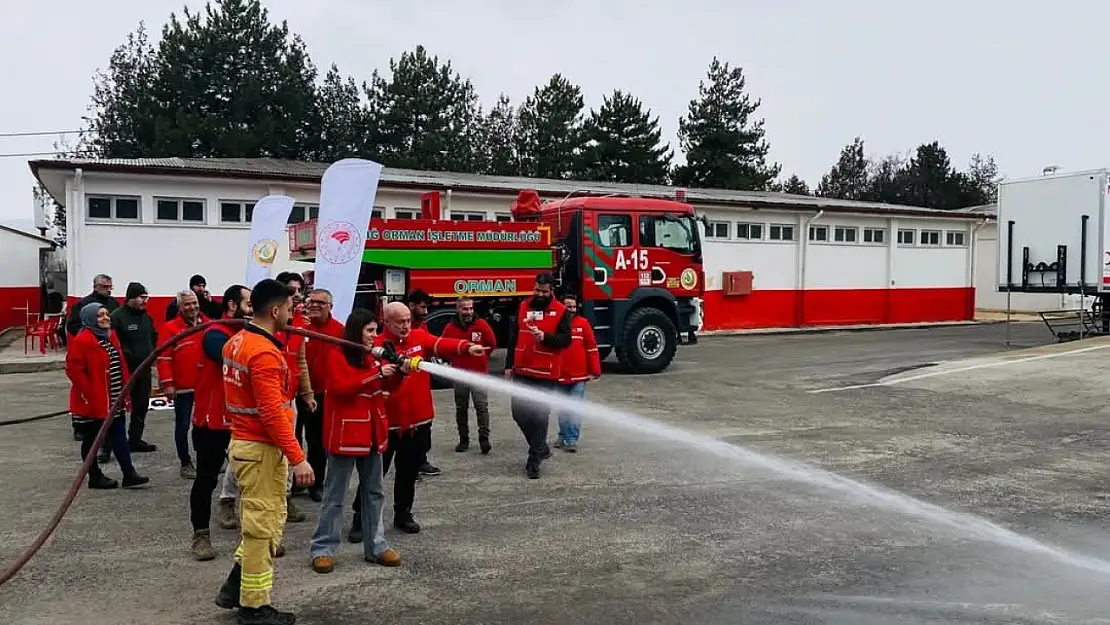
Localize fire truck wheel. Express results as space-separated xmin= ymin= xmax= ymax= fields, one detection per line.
xmin=617 ymin=307 xmax=677 ymax=374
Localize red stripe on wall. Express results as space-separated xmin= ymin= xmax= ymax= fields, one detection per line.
xmin=702 ymin=287 xmax=975 ymax=331
xmin=0 ymin=286 xmax=42 ymax=330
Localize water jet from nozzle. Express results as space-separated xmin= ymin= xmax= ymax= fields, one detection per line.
xmin=417 ymin=360 xmax=1110 ymax=577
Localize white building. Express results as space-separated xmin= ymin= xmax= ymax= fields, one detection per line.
xmin=0 ymin=224 xmax=57 ymax=330
xmin=31 ymin=157 xmax=987 ymax=331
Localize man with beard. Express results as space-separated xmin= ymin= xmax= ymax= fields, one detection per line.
xmin=110 ymin=282 xmax=159 ymax=455
xmin=503 ymin=273 xmax=572 ymax=479
xmin=440 ymin=296 xmax=497 ymax=454
xmin=402 ymin=289 xmax=442 ymax=477
xmin=188 ymin=284 xmax=251 ymax=561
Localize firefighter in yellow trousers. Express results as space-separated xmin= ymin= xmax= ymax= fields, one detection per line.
xmin=215 ymin=279 xmax=314 ymax=625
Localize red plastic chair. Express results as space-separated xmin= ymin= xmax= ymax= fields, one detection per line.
xmin=24 ymin=316 xmax=59 ymax=355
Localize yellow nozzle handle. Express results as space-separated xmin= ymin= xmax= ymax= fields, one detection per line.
xmin=407 ymin=356 xmax=423 ymax=371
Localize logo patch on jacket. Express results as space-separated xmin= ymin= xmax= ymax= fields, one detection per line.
xmin=403 ymin=345 xmax=423 ymax=356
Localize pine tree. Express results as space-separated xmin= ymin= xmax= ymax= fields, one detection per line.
xmin=778 ymin=174 xmax=811 ymax=195
xmin=963 ymin=153 xmax=1000 ymax=204
xmin=79 ymin=23 xmax=160 ymax=158
xmin=575 ymin=90 xmax=671 ymax=184
xmin=862 ymin=153 xmax=910 ymax=205
xmin=367 ymin=45 xmax=484 ymax=172
xmin=481 ymin=94 xmax=521 ymax=176
xmin=311 ymin=64 xmax=366 ymax=162
xmin=515 ymin=74 xmax=586 ymax=179
xmin=673 ymin=57 xmax=780 ymax=190
xmin=816 ymin=137 xmax=869 ymax=199
xmin=900 ymin=142 xmax=964 ymax=209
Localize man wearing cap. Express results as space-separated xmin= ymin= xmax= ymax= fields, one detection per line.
xmin=110 ymin=282 xmax=159 ymax=453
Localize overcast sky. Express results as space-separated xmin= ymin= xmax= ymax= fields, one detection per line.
xmin=1 ymin=0 xmax=1107 ymax=231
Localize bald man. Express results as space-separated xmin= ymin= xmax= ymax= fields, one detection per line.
xmin=356 ymin=301 xmax=487 ymax=535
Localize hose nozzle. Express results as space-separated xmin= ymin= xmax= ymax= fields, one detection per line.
xmin=407 ymin=355 xmax=424 ymax=371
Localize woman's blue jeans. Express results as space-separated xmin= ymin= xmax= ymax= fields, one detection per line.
xmin=556 ymin=381 xmax=587 ymax=444
xmin=310 ymin=453 xmax=389 ymax=560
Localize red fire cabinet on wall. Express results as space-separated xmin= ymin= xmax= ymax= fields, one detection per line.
xmin=722 ymin=271 xmax=754 ymax=296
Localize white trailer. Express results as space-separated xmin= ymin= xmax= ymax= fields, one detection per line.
xmin=996 ymin=169 xmax=1110 ymax=294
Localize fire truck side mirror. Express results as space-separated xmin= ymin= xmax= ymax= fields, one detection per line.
xmin=593 ymin=267 xmax=608 ymax=285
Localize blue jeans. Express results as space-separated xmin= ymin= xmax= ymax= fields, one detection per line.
xmin=557 ymin=381 xmax=587 ymax=444
xmin=173 ymin=391 xmax=194 ymax=466
xmin=310 ymin=453 xmax=389 ymax=560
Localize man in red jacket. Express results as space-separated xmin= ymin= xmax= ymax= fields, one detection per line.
xmin=374 ymin=301 xmax=487 ymax=533
xmin=440 ymin=296 xmax=497 ymax=454
xmin=503 ymin=273 xmax=572 ymax=479
xmin=301 ymin=288 xmax=345 ymax=501
xmin=157 ymin=289 xmax=208 ymax=480
xmin=554 ymin=294 xmax=602 ymax=453
xmin=402 ymin=289 xmax=441 ymax=477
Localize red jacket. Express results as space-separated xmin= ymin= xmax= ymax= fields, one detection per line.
xmin=66 ymin=329 xmax=131 ymax=419
xmin=156 ymin=314 xmax=207 ymax=393
xmin=276 ymin=310 xmax=307 ymax=383
xmin=440 ymin=316 xmax=497 ymax=373
xmin=559 ymin=316 xmax=602 ymax=383
xmin=322 ymin=348 xmax=398 ymax=455
xmin=374 ymin=328 xmax=470 ymax=431
xmin=193 ymin=323 xmax=233 ymax=430
xmin=512 ymin=298 xmax=567 ymax=381
xmin=304 ymin=314 xmax=345 ymax=394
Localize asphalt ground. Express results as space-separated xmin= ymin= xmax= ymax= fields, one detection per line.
xmin=6 ymin=322 xmax=1110 ymax=624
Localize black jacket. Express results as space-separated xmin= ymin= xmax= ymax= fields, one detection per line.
xmin=503 ymin=299 xmax=572 ymax=370
xmin=110 ymin=305 xmax=158 ymax=368
xmin=66 ymin=292 xmax=120 ymax=337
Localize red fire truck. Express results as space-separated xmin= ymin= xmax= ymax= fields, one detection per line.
xmin=289 ymin=189 xmax=704 ymax=374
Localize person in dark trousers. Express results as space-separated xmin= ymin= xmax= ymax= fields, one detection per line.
xmin=302 ymin=288 xmax=345 ymax=502
xmin=110 ymin=282 xmax=159 ymax=454
xmin=165 ymin=274 xmax=222 ymax=321
xmin=67 ymin=302 xmax=150 ymax=490
xmin=503 ymin=273 xmax=572 ymax=479
xmin=67 ymin=274 xmax=120 ymax=441
xmin=157 ymin=289 xmax=208 ymax=479
xmin=439 ymin=296 xmax=497 ymax=454
xmin=403 ymin=289 xmax=442 ymax=477
xmin=189 ymin=284 xmax=251 ymax=561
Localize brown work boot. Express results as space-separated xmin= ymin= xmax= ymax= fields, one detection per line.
xmin=312 ymin=555 xmax=335 ymax=573
xmin=217 ymin=499 xmax=239 ymax=530
xmin=372 ymin=549 xmax=402 ymax=567
xmin=286 ymin=497 xmax=306 ymax=523
xmin=191 ymin=529 xmax=217 ymax=561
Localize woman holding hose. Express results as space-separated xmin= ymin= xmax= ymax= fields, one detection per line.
xmin=66 ymin=302 xmax=150 ymax=490
xmin=309 ymin=308 xmax=402 ymax=573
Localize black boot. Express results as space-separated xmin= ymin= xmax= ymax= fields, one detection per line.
xmin=348 ymin=516 xmax=363 ymax=543
xmin=454 ymin=437 xmax=469 ymax=453
xmin=479 ymin=436 xmax=491 ymax=455
xmin=122 ymin=471 xmax=150 ymax=489
xmin=525 ymin=457 xmax=540 ymax=480
xmin=394 ymin=508 xmax=421 ymax=534
xmin=237 ymin=605 xmax=296 ymax=625
xmin=215 ymin=563 xmax=241 ymax=609
xmin=88 ymin=471 xmax=118 ymax=490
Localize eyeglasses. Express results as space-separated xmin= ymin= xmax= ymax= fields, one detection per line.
xmin=306 ymin=299 xmax=330 ymax=307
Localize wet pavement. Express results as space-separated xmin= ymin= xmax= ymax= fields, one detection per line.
xmin=5 ymin=321 xmax=1110 ymax=624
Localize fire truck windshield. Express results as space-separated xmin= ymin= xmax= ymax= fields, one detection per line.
xmin=640 ymin=214 xmax=698 ymax=254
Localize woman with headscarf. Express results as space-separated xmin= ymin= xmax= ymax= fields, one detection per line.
xmin=67 ymin=302 xmax=150 ymax=490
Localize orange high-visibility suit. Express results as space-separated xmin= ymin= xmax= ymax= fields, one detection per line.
xmin=222 ymin=325 xmax=304 ymax=609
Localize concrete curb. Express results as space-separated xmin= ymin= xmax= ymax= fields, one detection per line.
xmin=697 ymin=319 xmax=1030 ymax=338
xmin=0 ymin=359 xmax=65 ymax=375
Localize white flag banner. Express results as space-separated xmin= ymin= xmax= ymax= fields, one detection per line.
xmin=314 ymin=158 xmax=382 ymax=322
xmin=245 ymin=194 xmax=295 ymax=286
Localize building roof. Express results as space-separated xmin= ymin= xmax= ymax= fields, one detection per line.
xmin=0 ymin=223 xmax=54 ymax=247
xmin=29 ymin=156 xmax=993 ymax=220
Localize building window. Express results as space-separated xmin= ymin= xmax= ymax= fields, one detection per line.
xmin=769 ymin=224 xmax=795 ymax=241
xmin=862 ymin=227 xmax=886 ymax=244
xmin=372 ymin=206 xmax=384 ymax=220
xmin=946 ymin=231 xmax=967 ymax=246
xmin=494 ymin=213 xmax=512 ymax=222
xmin=706 ymin=221 xmax=730 ymax=239
xmin=897 ymin=229 xmax=916 ymax=245
xmin=597 ymin=214 xmax=633 ymax=247
xmin=287 ymin=204 xmax=319 ymax=225
xmin=219 ymin=201 xmax=254 ymax=224
xmin=393 ymin=209 xmax=417 ymax=220
xmin=808 ymin=225 xmax=828 ymax=242
xmin=155 ymin=197 xmax=205 ymax=223
xmin=86 ymin=195 xmax=140 ymax=222
xmin=920 ymin=229 xmax=941 ymax=246
xmin=450 ymin=211 xmax=485 ymax=222
xmin=833 ymin=226 xmax=858 ymax=243
xmin=736 ymin=222 xmax=763 ymax=241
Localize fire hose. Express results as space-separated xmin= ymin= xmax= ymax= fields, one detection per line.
xmin=0 ymin=318 xmax=420 ymax=587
